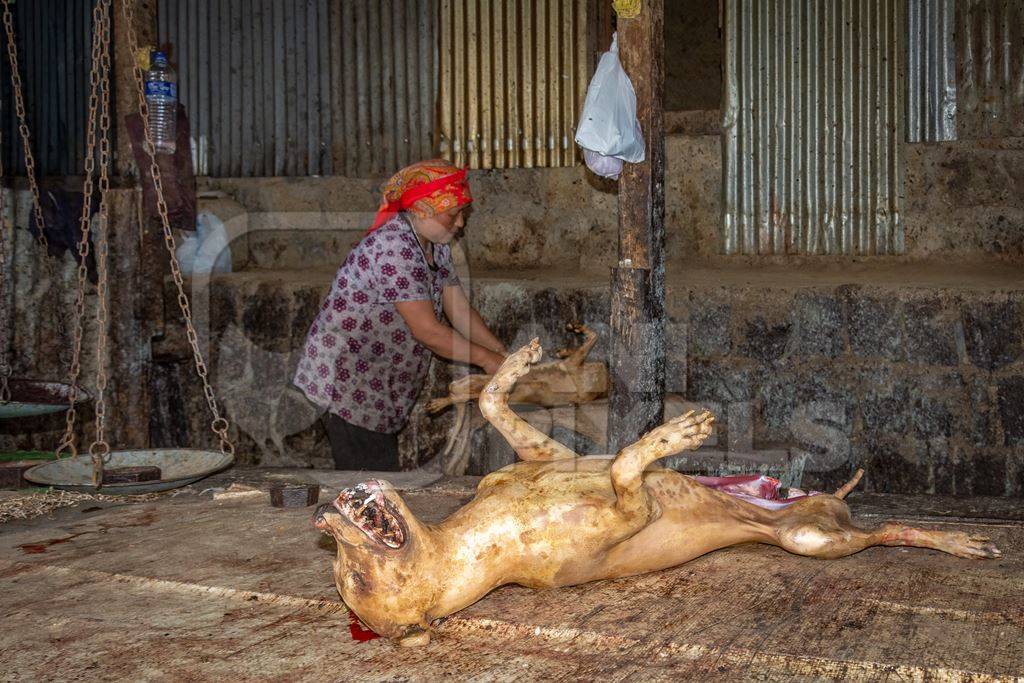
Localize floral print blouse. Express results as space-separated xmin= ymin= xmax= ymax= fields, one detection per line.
xmin=293 ymin=215 xmax=458 ymax=433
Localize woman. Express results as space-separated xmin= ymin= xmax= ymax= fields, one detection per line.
xmin=294 ymin=160 xmax=507 ymax=470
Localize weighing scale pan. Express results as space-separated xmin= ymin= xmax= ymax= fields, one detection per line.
xmin=0 ymin=379 xmax=89 ymax=419
xmin=24 ymin=448 xmax=233 ymax=494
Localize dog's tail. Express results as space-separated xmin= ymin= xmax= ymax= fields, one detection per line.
xmin=834 ymin=469 xmax=865 ymax=500
xmin=439 ymin=402 xmax=467 ymax=460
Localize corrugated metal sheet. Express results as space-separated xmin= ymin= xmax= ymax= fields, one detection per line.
xmin=438 ymin=0 xmax=588 ymax=169
xmin=331 ymin=0 xmax=438 ymax=176
xmin=159 ymin=0 xmax=332 ymax=176
xmin=957 ymin=0 xmax=1024 ymax=137
xmin=906 ymin=0 xmax=957 ymax=142
xmin=722 ymin=0 xmax=904 ymax=256
xmin=159 ymin=0 xmax=437 ymax=177
xmin=0 ymin=0 xmax=96 ymax=177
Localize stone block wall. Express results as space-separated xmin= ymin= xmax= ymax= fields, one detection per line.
xmin=151 ymin=265 xmax=1024 ymax=497
xmin=675 ymin=276 xmax=1024 ymax=495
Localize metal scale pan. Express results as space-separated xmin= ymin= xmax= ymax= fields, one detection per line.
xmin=24 ymin=448 xmax=234 ymax=494
xmin=0 ymin=378 xmax=89 ymax=420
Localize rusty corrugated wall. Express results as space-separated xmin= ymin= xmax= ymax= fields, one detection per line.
xmin=158 ymin=0 xmax=438 ymax=177
xmin=0 ymin=0 xmax=97 ymax=177
xmin=158 ymin=0 xmax=334 ymax=176
xmin=437 ymin=0 xmax=589 ymax=169
xmin=722 ymin=0 xmax=904 ymax=256
xmin=958 ymin=0 xmax=1024 ymax=137
xmin=906 ymin=0 xmax=957 ymax=142
xmin=331 ymin=0 xmax=438 ymax=177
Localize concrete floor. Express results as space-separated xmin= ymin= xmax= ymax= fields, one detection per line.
xmin=0 ymin=469 xmax=1022 ymax=681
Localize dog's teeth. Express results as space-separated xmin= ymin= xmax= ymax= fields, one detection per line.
xmin=354 ymin=492 xmax=376 ymax=515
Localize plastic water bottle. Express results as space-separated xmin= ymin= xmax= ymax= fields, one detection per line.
xmin=145 ymin=51 xmax=177 ymax=155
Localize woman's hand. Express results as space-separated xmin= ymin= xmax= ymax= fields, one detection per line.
xmin=395 ymin=300 xmax=505 ymax=374
xmin=480 ymin=351 xmax=506 ymax=375
xmin=443 ymin=285 xmax=507 ymax=355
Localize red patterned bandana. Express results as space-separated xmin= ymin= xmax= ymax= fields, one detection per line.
xmin=369 ymin=159 xmax=472 ymax=233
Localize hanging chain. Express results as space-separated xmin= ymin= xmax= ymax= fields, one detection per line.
xmin=119 ymin=0 xmax=235 ymax=457
xmin=0 ymin=0 xmax=70 ymax=357
xmin=0 ymin=66 xmax=10 ymax=404
xmin=56 ymin=0 xmax=109 ymax=458
xmin=0 ymin=119 xmax=10 ymax=404
xmin=1 ymin=0 xmax=46 ymax=256
xmin=89 ymin=0 xmax=113 ymax=483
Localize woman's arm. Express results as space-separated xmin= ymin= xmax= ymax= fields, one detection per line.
xmin=442 ymin=285 xmax=508 ymax=355
xmin=395 ymin=299 xmax=505 ymax=374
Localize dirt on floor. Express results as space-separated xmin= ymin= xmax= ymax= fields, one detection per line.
xmin=0 ymin=469 xmax=1022 ymax=681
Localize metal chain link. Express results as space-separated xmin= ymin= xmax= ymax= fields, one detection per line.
xmin=56 ymin=0 xmax=110 ymax=458
xmin=0 ymin=116 xmax=9 ymax=405
xmin=89 ymin=0 xmax=114 ymax=483
xmin=1 ymin=0 xmax=71 ymax=357
xmin=119 ymin=0 xmax=235 ymax=457
xmin=0 ymin=66 xmax=10 ymax=404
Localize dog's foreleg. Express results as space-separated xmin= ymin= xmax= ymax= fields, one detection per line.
xmin=479 ymin=339 xmax=577 ymax=461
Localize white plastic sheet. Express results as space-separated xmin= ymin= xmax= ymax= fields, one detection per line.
xmin=176 ymin=211 xmax=232 ymax=276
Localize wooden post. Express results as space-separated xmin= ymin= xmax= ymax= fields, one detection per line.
xmin=101 ymin=189 xmax=154 ymax=448
xmin=108 ymin=0 xmax=163 ymax=448
xmin=113 ymin=0 xmax=157 ymax=178
xmin=606 ymin=0 xmax=666 ymax=454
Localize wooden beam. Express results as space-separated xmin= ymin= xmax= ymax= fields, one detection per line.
xmin=108 ymin=2 xmax=168 ymax=450
xmin=102 ymin=189 xmax=159 ymax=449
xmin=606 ymin=0 xmax=667 ymax=454
xmin=113 ymin=0 xmax=157 ymax=178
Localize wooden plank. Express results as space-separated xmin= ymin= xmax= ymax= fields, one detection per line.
xmin=606 ymin=0 xmax=666 ymax=453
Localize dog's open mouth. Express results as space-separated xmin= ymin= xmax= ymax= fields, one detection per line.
xmin=334 ymin=481 xmax=406 ymax=549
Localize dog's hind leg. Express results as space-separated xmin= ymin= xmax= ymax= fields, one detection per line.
xmin=609 ymin=410 xmax=715 ymax=520
xmin=771 ymin=474 xmax=1002 ymax=560
xmin=556 ymin=323 xmax=599 ymax=367
xmin=776 ymin=512 xmax=1003 ymax=560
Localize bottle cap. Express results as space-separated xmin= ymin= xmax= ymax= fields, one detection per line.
xmin=151 ymin=50 xmax=169 ymax=67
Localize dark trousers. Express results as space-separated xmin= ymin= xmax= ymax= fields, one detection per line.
xmin=323 ymin=413 xmax=401 ymax=471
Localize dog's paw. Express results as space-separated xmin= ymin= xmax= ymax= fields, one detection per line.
xmin=944 ymin=532 xmax=1003 ymax=559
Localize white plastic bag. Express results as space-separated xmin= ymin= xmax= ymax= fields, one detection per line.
xmin=176 ymin=211 xmax=232 ymax=275
xmin=582 ymin=148 xmax=624 ymax=179
xmin=575 ymin=33 xmax=645 ymax=178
